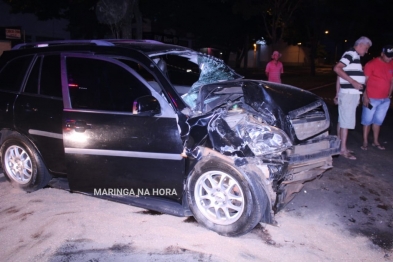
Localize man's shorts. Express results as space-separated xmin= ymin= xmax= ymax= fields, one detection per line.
xmin=338 ymin=92 xmax=360 ymax=129
xmin=361 ymin=97 xmax=391 ymax=126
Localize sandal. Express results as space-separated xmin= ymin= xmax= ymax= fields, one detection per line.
xmin=372 ymin=143 xmax=385 ymax=150
xmin=340 ymin=151 xmax=356 ymax=160
xmin=361 ymin=143 xmax=368 ymax=151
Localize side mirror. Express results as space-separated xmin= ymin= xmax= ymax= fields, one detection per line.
xmin=132 ymin=95 xmax=161 ymax=116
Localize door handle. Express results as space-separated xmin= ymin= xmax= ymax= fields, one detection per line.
xmin=25 ymin=103 xmax=38 ymax=112
xmin=75 ymin=121 xmax=91 ymax=133
xmin=66 ymin=120 xmax=91 ymax=133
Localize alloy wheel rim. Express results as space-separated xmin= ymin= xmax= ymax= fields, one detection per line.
xmin=4 ymin=145 xmax=33 ymax=185
xmin=194 ymin=170 xmax=245 ymax=225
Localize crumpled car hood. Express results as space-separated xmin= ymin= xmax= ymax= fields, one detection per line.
xmin=194 ymin=79 xmax=326 ymax=143
xmin=242 ymin=80 xmax=321 ymax=114
xmin=197 ymin=79 xmax=320 ymax=115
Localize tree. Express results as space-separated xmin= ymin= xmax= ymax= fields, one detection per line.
xmin=260 ymin=0 xmax=302 ymax=47
xmin=232 ymin=0 xmax=302 ymax=47
xmin=229 ymin=0 xmax=302 ymax=67
xmin=96 ymin=0 xmax=128 ymax=38
xmin=95 ymin=0 xmax=142 ymax=39
xmin=122 ymin=0 xmax=142 ymax=39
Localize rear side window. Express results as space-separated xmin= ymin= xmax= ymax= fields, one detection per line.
xmin=24 ymin=57 xmax=41 ymax=94
xmin=0 ymin=55 xmax=33 ymax=92
xmin=66 ymin=57 xmax=151 ymax=112
xmin=24 ymin=55 xmax=62 ymax=98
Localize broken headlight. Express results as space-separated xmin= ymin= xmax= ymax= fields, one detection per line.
xmin=234 ymin=115 xmax=292 ymax=156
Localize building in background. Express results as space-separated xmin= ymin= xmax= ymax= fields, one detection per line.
xmin=241 ymin=39 xmax=307 ymax=68
xmin=0 ymin=1 xmax=70 ymax=54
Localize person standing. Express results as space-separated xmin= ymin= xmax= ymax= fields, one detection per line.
xmin=333 ymin=36 xmax=372 ymax=160
xmin=361 ymin=45 xmax=393 ymax=150
xmin=265 ymin=51 xmax=284 ymax=83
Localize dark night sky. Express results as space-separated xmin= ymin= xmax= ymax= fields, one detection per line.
xmin=0 ymin=0 xmax=392 ymax=57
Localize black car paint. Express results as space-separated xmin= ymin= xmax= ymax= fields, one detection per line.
xmin=63 ymin=110 xmax=185 ymax=203
xmin=0 ymin=41 xmax=339 ymax=225
xmin=14 ymin=94 xmax=66 ymax=174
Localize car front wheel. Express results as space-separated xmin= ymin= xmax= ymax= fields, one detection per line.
xmin=1 ymin=133 xmax=51 ymax=192
xmin=187 ymin=157 xmax=267 ymax=237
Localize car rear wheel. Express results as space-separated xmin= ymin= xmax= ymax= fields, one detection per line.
xmin=1 ymin=133 xmax=51 ymax=192
xmin=187 ymin=158 xmax=266 ymax=237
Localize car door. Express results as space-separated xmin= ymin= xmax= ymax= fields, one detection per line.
xmin=13 ymin=54 xmax=66 ymax=174
xmin=61 ymin=53 xmax=185 ymax=202
xmin=0 ymin=55 xmax=35 ymax=132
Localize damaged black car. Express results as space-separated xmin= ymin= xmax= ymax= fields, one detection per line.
xmin=0 ymin=40 xmax=340 ymax=236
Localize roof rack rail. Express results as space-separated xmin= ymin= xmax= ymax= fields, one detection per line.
xmin=12 ymin=40 xmax=115 ymax=50
xmin=105 ymin=39 xmax=163 ymax=44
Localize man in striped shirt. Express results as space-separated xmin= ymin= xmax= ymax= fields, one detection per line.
xmin=333 ymin=36 xmax=372 ymax=160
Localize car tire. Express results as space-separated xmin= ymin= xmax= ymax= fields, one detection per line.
xmin=187 ymin=157 xmax=266 ymax=237
xmin=1 ymin=133 xmax=51 ymax=192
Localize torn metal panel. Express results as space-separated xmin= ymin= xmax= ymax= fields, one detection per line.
xmin=288 ymin=100 xmax=331 ymax=141
xmin=139 ymin=45 xmax=341 ymax=225
xmin=207 ymin=112 xmax=248 ymax=156
xmin=190 ymin=106 xmax=294 ymax=159
xmin=273 ymin=182 xmax=304 ymax=213
xmin=241 ymin=81 xmax=280 ymax=126
xmin=149 ymin=47 xmax=340 ymax=220
xmin=184 ymin=106 xmax=338 ymax=214
xmin=287 ymin=135 xmax=340 ymax=163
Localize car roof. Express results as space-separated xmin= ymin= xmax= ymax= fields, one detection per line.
xmin=10 ymin=39 xmax=194 ymax=57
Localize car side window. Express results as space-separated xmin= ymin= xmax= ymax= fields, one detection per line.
xmin=40 ymin=55 xmax=62 ymax=97
xmin=0 ymin=55 xmax=33 ymax=92
xmin=24 ymin=57 xmax=41 ymax=94
xmin=117 ymin=58 xmax=162 ymax=93
xmin=66 ymin=57 xmax=151 ymax=112
xmin=24 ymin=55 xmax=62 ymax=98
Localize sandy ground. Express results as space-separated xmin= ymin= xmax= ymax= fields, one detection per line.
xmin=0 ymin=158 xmax=391 ymax=262
xmin=1 ymin=106 xmax=393 ymax=262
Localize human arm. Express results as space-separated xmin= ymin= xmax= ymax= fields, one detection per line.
xmin=362 ymin=61 xmax=372 ymax=106
xmin=334 ymin=76 xmax=340 ymax=105
xmin=389 ymin=78 xmax=393 ymax=99
xmin=362 ymin=76 xmax=370 ymax=107
xmin=333 ymin=62 xmax=364 ymax=90
xmin=265 ymin=63 xmax=270 ymax=79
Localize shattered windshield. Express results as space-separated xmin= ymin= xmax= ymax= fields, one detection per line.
xmin=150 ymin=51 xmax=242 ymax=110
xmin=182 ymin=55 xmax=242 ymax=109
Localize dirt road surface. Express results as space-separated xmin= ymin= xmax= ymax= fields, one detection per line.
xmin=0 ymin=107 xmax=392 ymax=262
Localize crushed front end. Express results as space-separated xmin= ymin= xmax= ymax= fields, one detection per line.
xmin=183 ymin=80 xmax=340 ymax=224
